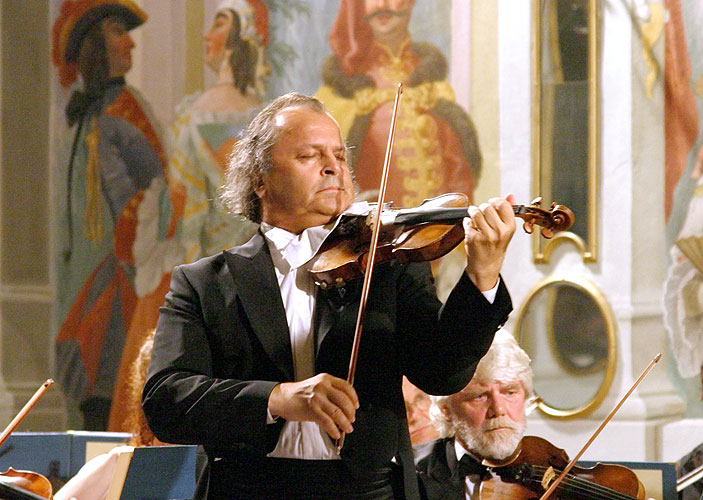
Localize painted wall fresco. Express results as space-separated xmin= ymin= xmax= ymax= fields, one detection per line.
xmin=50 ymin=0 xmax=481 ymax=430
xmin=51 ymin=0 xmax=181 ymax=430
xmin=663 ymin=0 xmax=703 ymax=418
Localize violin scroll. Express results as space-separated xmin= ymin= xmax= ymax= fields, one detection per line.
xmin=517 ymin=197 xmax=575 ymax=239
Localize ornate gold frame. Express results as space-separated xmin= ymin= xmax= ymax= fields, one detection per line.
xmin=531 ymin=0 xmax=599 ymax=263
xmin=516 ymin=274 xmax=617 ymax=419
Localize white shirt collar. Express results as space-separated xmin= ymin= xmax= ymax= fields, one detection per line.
xmin=260 ymin=222 xmax=331 ymax=269
xmin=454 ymin=438 xmax=483 ymax=464
xmin=260 ymin=202 xmax=372 ymax=269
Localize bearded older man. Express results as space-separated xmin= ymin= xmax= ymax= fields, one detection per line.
xmin=415 ymin=329 xmax=533 ymax=500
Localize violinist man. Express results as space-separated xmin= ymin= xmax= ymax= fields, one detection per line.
xmin=415 ymin=329 xmax=533 ymax=500
xmin=142 ymin=92 xmax=516 ymax=500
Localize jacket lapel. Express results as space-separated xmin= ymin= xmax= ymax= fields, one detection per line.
xmin=223 ymin=233 xmax=294 ymax=381
xmin=424 ymin=439 xmax=467 ymax=500
xmin=314 ymin=279 xmax=361 ymax=354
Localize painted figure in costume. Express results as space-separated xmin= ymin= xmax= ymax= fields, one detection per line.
xmin=664 ymin=173 xmax=703 ymax=388
xmin=316 ymin=0 xmax=481 ymax=207
xmin=416 ymin=329 xmax=533 ymax=500
xmin=107 ymin=0 xmax=269 ymax=431
xmin=167 ymin=0 xmax=269 ymax=265
xmin=52 ymin=0 xmax=181 ymax=430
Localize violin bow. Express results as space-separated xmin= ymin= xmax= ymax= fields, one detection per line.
xmin=336 ymin=83 xmax=403 ymax=452
xmin=537 ymin=354 xmax=661 ymax=500
xmin=0 ymin=379 xmax=53 ymax=449
xmin=677 ymin=461 xmax=703 ymax=492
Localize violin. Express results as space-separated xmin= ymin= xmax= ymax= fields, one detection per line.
xmin=310 ymin=192 xmax=574 ymax=288
xmin=0 ymin=380 xmax=54 ymax=500
xmin=477 ymin=356 xmax=661 ymax=500
xmin=480 ymin=436 xmax=645 ymax=500
xmin=0 ymin=469 xmax=53 ymax=500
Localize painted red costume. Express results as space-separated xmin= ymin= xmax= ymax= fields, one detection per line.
xmin=316 ymin=0 xmax=481 ymax=207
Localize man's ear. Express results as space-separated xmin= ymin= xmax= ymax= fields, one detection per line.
xmin=440 ymin=403 xmax=452 ymax=424
xmin=254 ymin=177 xmax=266 ymax=199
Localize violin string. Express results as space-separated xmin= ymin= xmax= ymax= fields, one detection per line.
xmin=532 ymin=466 xmax=638 ymax=500
xmin=528 ymin=465 xmax=637 ymax=500
xmin=523 ymin=473 xmax=634 ymax=500
xmin=524 ymin=465 xmax=639 ymax=500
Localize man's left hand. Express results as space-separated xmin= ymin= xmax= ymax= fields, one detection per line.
xmin=463 ymin=194 xmax=516 ymax=291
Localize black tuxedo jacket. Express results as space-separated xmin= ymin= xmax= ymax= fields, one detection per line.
xmin=416 ymin=438 xmax=479 ymax=500
xmin=142 ymin=232 xmax=511 ymax=500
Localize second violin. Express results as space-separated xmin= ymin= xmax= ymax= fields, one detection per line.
xmin=480 ymin=436 xmax=645 ymax=500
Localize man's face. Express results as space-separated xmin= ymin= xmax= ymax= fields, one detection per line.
xmin=403 ymin=379 xmax=437 ymax=445
xmin=443 ymin=379 xmax=526 ymax=461
xmin=363 ymin=0 xmax=414 ymax=39
xmin=204 ymin=10 xmax=234 ymax=72
xmin=256 ymin=106 xmax=354 ymax=234
xmin=102 ymin=17 xmax=134 ymax=78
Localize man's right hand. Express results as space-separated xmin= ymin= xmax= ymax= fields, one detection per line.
xmin=268 ymin=373 xmax=359 ymax=439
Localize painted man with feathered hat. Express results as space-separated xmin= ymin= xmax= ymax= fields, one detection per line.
xmin=52 ymin=0 xmax=182 ymax=430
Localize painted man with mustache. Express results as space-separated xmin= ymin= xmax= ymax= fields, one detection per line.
xmin=143 ymin=92 xmax=517 ymax=500
xmin=416 ymin=329 xmax=533 ymax=500
xmin=316 ymin=0 xmax=481 ymax=209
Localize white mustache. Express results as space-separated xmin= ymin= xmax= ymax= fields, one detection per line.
xmin=482 ymin=416 xmax=520 ymax=432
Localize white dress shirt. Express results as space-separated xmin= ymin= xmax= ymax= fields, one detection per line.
xmin=262 ymin=221 xmax=341 ymax=459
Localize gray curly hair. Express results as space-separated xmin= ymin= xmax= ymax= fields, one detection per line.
xmin=219 ymin=92 xmax=328 ymax=223
xmin=429 ymin=329 xmax=533 ymax=438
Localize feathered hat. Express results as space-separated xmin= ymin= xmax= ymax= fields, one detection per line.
xmin=52 ymin=0 xmax=147 ymax=87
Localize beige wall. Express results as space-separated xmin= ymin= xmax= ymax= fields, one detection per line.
xmin=0 ymin=0 xmax=64 ymax=429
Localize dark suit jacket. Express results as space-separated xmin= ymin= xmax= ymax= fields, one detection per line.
xmin=416 ymin=438 xmax=478 ymax=500
xmin=142 ymin=232 xmax=511 ymax=500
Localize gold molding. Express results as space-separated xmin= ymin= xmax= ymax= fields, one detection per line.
xmin=516 ymin=273 xmax=617 ymax=419
xmin=532 ymin=0 xmax=599 ymax=263
xmin=185 ymin=0 xmax=205 ymax=95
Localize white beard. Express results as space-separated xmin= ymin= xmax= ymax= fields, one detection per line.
xmin=453 ymin=415 xmax=525 ymax=461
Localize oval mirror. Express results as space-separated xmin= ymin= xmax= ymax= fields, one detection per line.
xmin=516 ymin=275 xmax=616 ymax=418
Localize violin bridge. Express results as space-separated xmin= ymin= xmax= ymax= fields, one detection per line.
xmin=366 ymin=207 xmax=379 ymax=232
xmin=541 ymin=466 xmax=556 ymax=490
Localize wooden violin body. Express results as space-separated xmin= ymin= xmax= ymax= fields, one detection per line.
xmin=0 ymin=380 xmax=55 ymax=499
xmin=0 ymin=468 xmax=52 ymax=499
xmin=310 ymin=193 xmax=574 ymax=288
xmin=480 ymin=436 xmax=645 ymax=500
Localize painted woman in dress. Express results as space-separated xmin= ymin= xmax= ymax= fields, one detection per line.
xmin=168 ymin=0 xmax=269 ymax=264
xmin=106 ymin=0 xmax=269 ymax=430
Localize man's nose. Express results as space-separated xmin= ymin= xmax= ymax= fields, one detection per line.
xmin=487 ymin=395 xmax=505 ymax=418
xmin=406 ymin=404 xmax=423 ymax=421
xmin=321 ymin=151 xmax=342 ymax=175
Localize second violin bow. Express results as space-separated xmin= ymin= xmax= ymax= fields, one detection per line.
xmin=538 ymin=353 xmax=661 ymax=500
